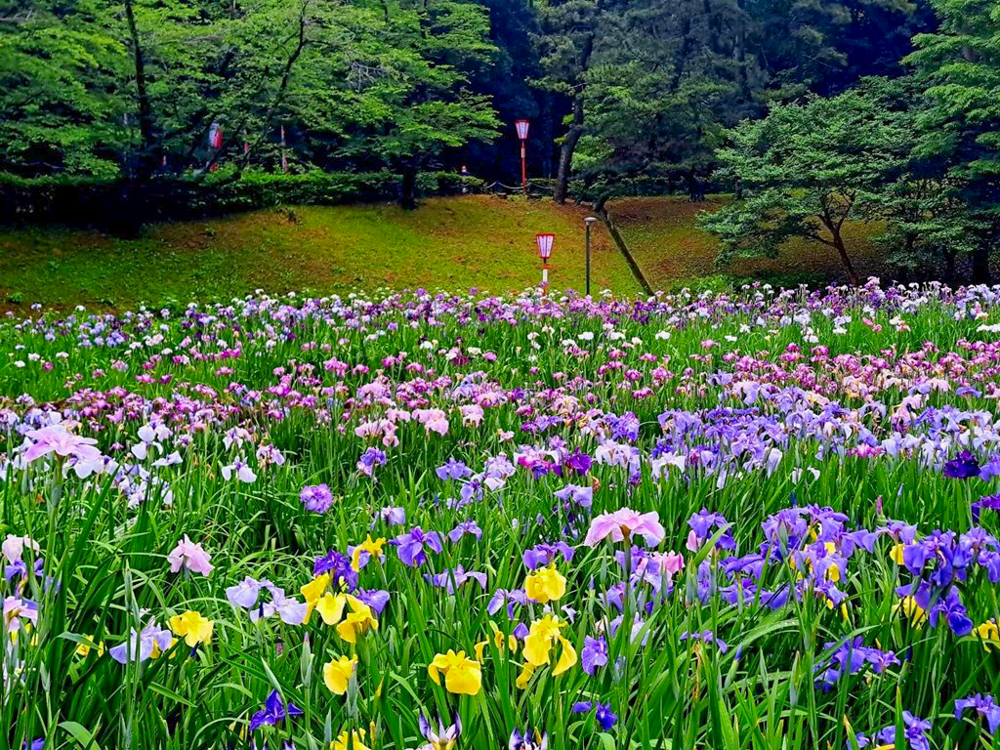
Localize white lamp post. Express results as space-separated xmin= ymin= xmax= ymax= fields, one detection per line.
xmin=536 ymin=232 xmax=554 ymax=295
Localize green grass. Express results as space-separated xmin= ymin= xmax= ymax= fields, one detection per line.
xmin=606 ymin=196 xmax=885 ymax=290
xmin=0 ymin=197 xmax=640 ymax=307
xmin=0 ymin=195 xmax=886 ymax=308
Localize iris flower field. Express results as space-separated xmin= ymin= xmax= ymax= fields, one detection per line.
xmin=5 ymin=279 xmax=1000 ymax=750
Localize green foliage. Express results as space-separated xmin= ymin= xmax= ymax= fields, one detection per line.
xmin=0 ymin=1 xmax=125 ymax=177
xmin=0 ymin=0 xmax=500 ymax=207
xmin=701 ymin=81 xmax=913 ymax=284
xmin=0 ymin=170 xmax=481 ymax=224
xmin=906 ymin=0 xmax=1000 ymax=280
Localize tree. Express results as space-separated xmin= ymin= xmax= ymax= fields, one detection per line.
xmin=701 ymin=81 xmax=912 ymax=285
xmin=573 ymin=0 xmax=753 ymax=200
xmin=906 ymin=0 xmax=1000 ymax=282
xmin=0 ymin=0 xmax=498 ymax=210
xmin=534 ymin=0 xmax=617 ymax=204
xmin=747 ymin=0 xmax=931 ymax=99
xmin=334 ymin=0 xmax=499 ymax=208
xmin=0 ymin=1 xmax=125 ymax=177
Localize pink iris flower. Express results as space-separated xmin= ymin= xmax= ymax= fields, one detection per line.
xmin=583 ymin=508 xmax=666 ymax=548
xmin=167 ymin=535 xmax=214 ymax=576
xmin=23 ymin=425 xmax=101 ymax=464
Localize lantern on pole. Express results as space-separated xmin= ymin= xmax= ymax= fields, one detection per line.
xmin=208 ymin=121 xmax=223 ymax=150
xmin=280 ymin=124 xmax=288 ymax=173
xmin=515 ymin=119 xmax=530 ymax=196
xmin=536 ymin=232 xmax=554 ymax=295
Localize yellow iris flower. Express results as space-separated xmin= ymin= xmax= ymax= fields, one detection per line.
xmin=300 ymin=573 xmax=332 ymax=624
xmin=892 ymin=596 xmax=927 ymax=628
xmin=336 ymin=603 xmax=379 ymax=644
xmin=475 ymin=626 xmax=519 ymax=661
xmin=351 ymin=535 xmax=386 ymax=571
xmin=523 ymin=565 xmax=567 ymax=604
xmin=522 ymin=614 xmax=576 ymax=678
xmin=515 ymin=661 xmax=536 ymax=689
xmin=169 ymin=610 xmax=214 ymax=648
xmin=428 ymin=649 xmax=482 ymax=695
xmin=75 ymin=635 xmax=105 ymax=658
xmin=323 ymin=654 xmax=358 ymax=695
xmin=330 ymin=729 xmax=370 ymax=750
xmin=976 ymin=620 xmax=1000 ymax=651
xmin=309 ymin=591 xmax=378 ymax=643
xmin=889 ymin=544 xmax=905 ymax=565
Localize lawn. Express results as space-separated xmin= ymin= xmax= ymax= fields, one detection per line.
xmin=0 ymin=195 xmax=886 ymax=308
xmin=0 ymin=197 xmax=639 ymax=307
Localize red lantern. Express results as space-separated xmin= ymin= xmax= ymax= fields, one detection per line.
xmin=208 ymin=122 xmax=223 ymax=149
xmin=536 ymin=233 xmax=554 ymax=296
xmin=515 ymin=119 xmax=530 ymax=195
xmin=535 ymin=233 xmax=554 ymax=260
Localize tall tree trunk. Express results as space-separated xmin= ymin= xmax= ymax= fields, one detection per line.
xmin=972 ymin=242 xmax=991 ymax=283
xmin=553 ymin=0 xmax=601 ymax=204
xmin=832 ymin=227 xmax=860 ymax=286
xmin=553 ymin=97 xmax=584 ymax=204
xmin=123 ymin=0 xmax=157 ymax=181
xmin=400 ymin=166 xmax=418 ymax=210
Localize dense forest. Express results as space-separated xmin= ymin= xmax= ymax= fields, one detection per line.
xmin=2 ymin=0 xmax=1000 ymax=281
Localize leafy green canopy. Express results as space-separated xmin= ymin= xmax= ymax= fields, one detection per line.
xmin=0 ymin=0 xmax=498 ymax=203
xmin=700 ymin=81 xmax=912 ymax=285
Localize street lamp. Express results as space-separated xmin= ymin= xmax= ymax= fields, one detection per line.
xmin=584 ymin=217 xmax=598 ymax=297
xmin=515 ymin=119 xmax=530 ymax=196
xmin=536 ymin=232 xmax=554 ymax=295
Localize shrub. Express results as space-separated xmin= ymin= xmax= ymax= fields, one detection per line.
xmin=0 ymin=170 xmax=484 ymax=227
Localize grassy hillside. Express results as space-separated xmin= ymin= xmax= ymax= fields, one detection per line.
xmin=0 ymin=195 xmax=884 ymax=307
xmin=607 ymin=196 xmax=886 ymax=290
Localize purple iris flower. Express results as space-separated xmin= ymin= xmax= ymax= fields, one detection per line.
xmin=448 ymin=520 xmax=483 ymax=543
xmin=5 ymin=556 xmax=43 ymax=582
xmin=956 ymin=694 xmax=1000 ymax=734
xmin=945 ymin=451 xmax=981 ymax=479
xmin=109 ymin=622 xmax=173 ymax=664
xmin=973 ymin=493 xmax=1000 ymax=522
xmin=679 ymin=630 xmax=728 ymax=653
xmin=436 ymin=458 xmax=472 ymax=481
xmin=313 ymin=550 xmax=358 ymax=591
xmin=356 ymin=588 xmax=391 ymax=615
xmin=487 ymin=588 xmax=529 ymax=617
xmin=380 ymin=506 xmax=406 ymax=526
xmin=595 ymin=703 xmax=618 ymax=730
xmin=929 ymin=586 xmax=973 ymax=636
xmin=390 ymin=527 xmax=443 ymax=567
xmin=814 ymin=636 xmax=898 ymax=691
xmin=357 ymin=447 xmax=387 ymax=478
xmin=299 ymin=484 xmax=333 ymax=513
xmin=571 ymin=701 xmax=618 ymax=730
xmin=248 ymin=689 xmax=304 ymax=732
xmin=563 ymin=449 xmax=593 ymax=476
xmin=581 ymin=635 xmax=609 ymax=674
xmin=424 ymin=566 xmax=487 ymax=593
xmin=523 ymin=542 xmax=574 ymax=570
xmin=980 ymin=454 xmax=1000 ymax=482
xmin=553 ymin=484 xmax=593 ymax=508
